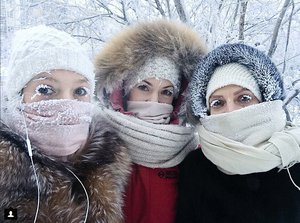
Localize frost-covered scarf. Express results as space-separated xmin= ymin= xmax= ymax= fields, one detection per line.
xmin=198 ymin=100 xmax=300 ymax=175
xmin=8 ymin=99 xmax=93 ymax=157
xmin=101 ymin=107 xmax=198 ymax=168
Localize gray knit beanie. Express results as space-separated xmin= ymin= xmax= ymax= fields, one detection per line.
xmin=124 ymin=56 xmax=181 ymax=96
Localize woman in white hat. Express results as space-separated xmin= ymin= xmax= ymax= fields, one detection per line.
xmin=0 ymin=25 xmax=130 ymax=222
xmin=94 ymin=19 xmax=207 ymax=223
xmin=176 ymin=43 xmax=300 ymax=223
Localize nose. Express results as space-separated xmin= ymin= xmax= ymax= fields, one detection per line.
xmin=148 ymin=92 xmax=159 ymax=102
xmin=225 ymin=101 xmax=240 ymax=113
xmin=57 ymin=91 xmax=74 ymax=100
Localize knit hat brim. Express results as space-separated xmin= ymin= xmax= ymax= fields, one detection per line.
xmin=206 ymin=63 xmax=262 ymax=107
xmin=4 ymin=25 xmax=95 ymax=106
xmin=124 ymin=56 xmax=181 ymax=96
xmin=6 ymin=48 xmax=95 ymax=101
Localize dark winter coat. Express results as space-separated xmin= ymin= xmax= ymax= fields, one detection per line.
xmin=94 ymin=19 xmax=207 ymax=223
xmin=178 ymin=43 xmax=300 ymax=223
xmin=0 ymin=115 xmax=131 ymax=223
xmin=176 ymin=149 xmax=300 ymax=223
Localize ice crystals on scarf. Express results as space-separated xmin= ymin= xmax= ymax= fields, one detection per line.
xmin=11 ymin=99 xmax=94 ymax=157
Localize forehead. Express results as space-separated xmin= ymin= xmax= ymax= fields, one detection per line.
xmin=142 ymin=77 xmax=173 ymax=87
xmin=31 ymin=70 xmax=88 ymax=83
xmin=211 ymin=85 xmax=248 ymax=96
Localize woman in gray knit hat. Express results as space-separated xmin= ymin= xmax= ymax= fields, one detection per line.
xmin=176 ymin=43 xmax=300 ymax=223
xmin=94 ymin=19 xmax=207 ymax=223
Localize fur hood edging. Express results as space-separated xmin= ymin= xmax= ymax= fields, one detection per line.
xmin=94 ymin=19 xmax=207 ymax=103
xmin=189 ymin=43 xmax=285 ymax=120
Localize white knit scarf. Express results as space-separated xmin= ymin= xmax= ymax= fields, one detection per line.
xmin=198 ymin=100 xmax=300 ymax=175
xmin=101 ymin=107 xmax=198 ymax=168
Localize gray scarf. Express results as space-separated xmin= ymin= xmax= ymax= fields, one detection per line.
xmin=101 ymin=107 xmax=198 ymax=168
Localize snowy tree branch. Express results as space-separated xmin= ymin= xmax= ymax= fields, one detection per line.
xmin=154 ymin=0 xmax=166 ymax=17
xmin=238 ymin=0 xmax=248 ymax=42
xmin=173 ymin=0 xmax=188 ymax=23
xmin=268 ymin=0 xmax=291 ymax=57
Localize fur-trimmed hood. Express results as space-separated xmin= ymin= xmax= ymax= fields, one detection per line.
xmin=189 ymin=43 xmax=285 ymax=120
xmin=94 ymin=19 xmax=207 ymax=104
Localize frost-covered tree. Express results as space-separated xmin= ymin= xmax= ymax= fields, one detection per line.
xmin=1 ymin=0 xmax=299 ymax=123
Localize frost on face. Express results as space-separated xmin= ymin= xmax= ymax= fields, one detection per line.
xmin=30 ymin=84 xmax=47 ymax=100
xmin=19 ymin=99 xmax=94 ymax=132
xmin=81 ymin=86 xmax=91 ymax=97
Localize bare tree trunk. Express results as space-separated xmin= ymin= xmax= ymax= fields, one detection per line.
xmin=154 ymin=0 xmax=166 ymax=17
xmin=268 ymin=0 xmax=291 ymax=57
xmin=238 ymin=0 xmax=248 ymax=42
xmin=173 ymin=0 xmax=187 ymax=23
xmin=282 ymin=0 xmax=294 ymax=73
xmin=227 ymin=0 xmax=239 ymax=42
xmin=166 ymin=0 xmax=171 ymax=18
xmin=233 ymin=0 xmax=240 ymax=24
xmin=121 ymin=0 xmax=129 ymax=24
xmin=218 ymin=0 xmax=224 ymax=11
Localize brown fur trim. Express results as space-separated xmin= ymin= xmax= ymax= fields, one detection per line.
xmin=94 ymin=19 xmax=207 ymax=98
xmin=0 ymin=118 xmax=131 ymax=223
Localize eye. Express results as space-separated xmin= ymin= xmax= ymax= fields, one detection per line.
xmin=137 ymin=84 xmax=149 ymax=92
xmin=74 ymin=87 xmax=90 ymax=96
xmin=238 ymin=94 xmax=253 ymax=104
xmin=210 ymin=99 xmax=225 ymax=108
xmin=161 ymin=88 xmax=174 ymax=97
xmin=35 ymin=84 xmax=54 ymax=96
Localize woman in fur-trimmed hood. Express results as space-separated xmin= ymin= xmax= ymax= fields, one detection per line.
xmin=94 ymin=19 xmax=207 ymax=223
xmin=0 ymin=25 xmax=130 ymax=223
xmin=176 ymin=43 xmax=300 ymax=223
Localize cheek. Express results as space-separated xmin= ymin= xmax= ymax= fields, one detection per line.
xmin=22 ymin=87 xmax=42 ymax=103
xmin=210 ymin=108 xmax=222 ymax=115
xmin=128 ymin=89 xmax=147 ymax=101
xmin=77 ymin=95 xmax=91 ymax=102
xmin=159 ymin=95 xmax=174 ymax=104
xmin=251 ymin=98 xmax=260 ymax=105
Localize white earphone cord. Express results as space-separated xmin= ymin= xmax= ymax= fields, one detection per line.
xmin=286 ymin=168 xmax=300 ymax=191
xmin=66 ymin=168 xmax=90 ymax=223
xmin=20 ymin=102 xmax=89 ymax=223
xmin=20 ymin=107 xmax=40 ymax=223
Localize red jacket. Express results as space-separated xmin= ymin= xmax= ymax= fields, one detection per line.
xmin=107 ymin=81 xmax=188 ymax=223
xmin=124 ymin=164 xmax=179 ymax=223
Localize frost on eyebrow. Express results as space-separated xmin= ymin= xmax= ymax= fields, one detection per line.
xmin=32 ymin=71 xmax=53 ymax=81
xmin=32 ymin=77 xmax=47 ymax=81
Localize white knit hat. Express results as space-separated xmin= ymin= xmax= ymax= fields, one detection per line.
xmin=124 ymin=56 xmax=181 ymax=96
xmin=206 ymin=63 xmax=262 ymax=106
xmin=4 ymin=25 xmax=95 ymax=107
